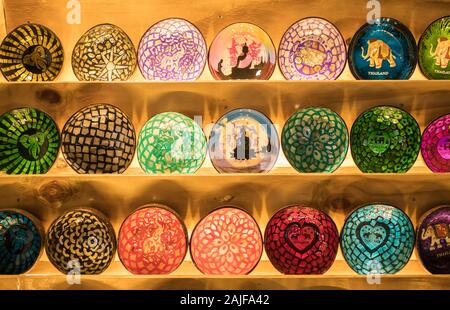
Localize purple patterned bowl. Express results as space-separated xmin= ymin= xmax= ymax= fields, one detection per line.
xmin=208 ymin=23 xmax=276 ymax=80
xmin=421 ymin=114 xmax=450 ymax=172
xmin=138 ymin=18 xmax=207 ymax=81
xmin=417 ymin=206 xmax=450 ymax=274
xmin=279 ymin=17 xmax=346 ymax=80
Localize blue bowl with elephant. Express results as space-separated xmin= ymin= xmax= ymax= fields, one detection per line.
xmin=348 ymin=17 xmax=418 ymax=80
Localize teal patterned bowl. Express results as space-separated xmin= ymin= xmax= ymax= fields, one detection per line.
xmin=137 ymin=112 xmax=206 ymax=174
xmin=341 ymin=203 xmax=415 ymax=275
xmin=350 ymin=106 xmax=421 ymax=173
xmin=281 ymin=107 xmax=348 ymax=172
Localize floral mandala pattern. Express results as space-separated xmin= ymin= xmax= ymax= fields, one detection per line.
xmin=282 ymin=107 xmax=348 ymax=172
xmin=190 ymin=207 xmax=263 ymax=275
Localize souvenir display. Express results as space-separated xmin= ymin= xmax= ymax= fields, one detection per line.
xmin=348 ymin=17 xmax=417 ymax=80
xmin=350 ymin=106 xmax=421 ymax=173
xmin=138 ymin=18 xmax=207 ymax=80
xmin=416 ymin=206 xmax=450 ymax=274
xmin=341 ymin=203 xmax=415 ymax=274
xmin=61 ymin=104 xmax=136 ymax=174
xmin=190 ymin=207 xmax=263 ymax=275
xmin=0 ymin=23 xmax=64 ymax=81
xmin=264 ymin=205 xmax=339 ymax=274
xmin=418 ymin=16 xmax=450 ymax=80
xmin=0 ymin=107 xmax=60 ymax=174
xmin=421 ymin=114 xmax=450 ymax=172
xmin=208 ymin=108 xmax=279 ymax=173
xmin=282 ymin=107 xmax=348 ymax=172
xmin=118 ymin=204 xmax=188 ymax=274
xmin=208 ymin=22 xmax=276 ymax=80
xmin=0 ymin=209 xmax=44 ymax=274
xmin=278 ymin=17 xmax=346 ymax=80
xmin=137 ymin=112 xmax=206 ymax=174
xmin=72 ymin=23 xmax=137 ymax=81
xmin=45 ymin=208 xmax=116 ymax=275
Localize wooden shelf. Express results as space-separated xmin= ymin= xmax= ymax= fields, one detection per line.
xmin=1 ymin=261 xmax=449 ymax=290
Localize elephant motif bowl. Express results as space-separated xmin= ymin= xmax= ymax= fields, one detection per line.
xmin=208 ymin=109 xmax=279 ymax=173
xmin=350 ymin=106 xmax=421 ymax=173
xmin=61 ymin=104 xmax=136 ymax=174
xmin=416 ymin=206 xmax=450 ymax=274
xmin=348 ymin=17 xmax=417 ymax=80
xmin=0 ymin=107 xmax=60 ymax=175
xmin=45 ymin=208 xmax=116 ymax=275
xmin=282 ymin=107 xmax=349 ymax=173
xmin=137 ymin=112 xmax=206 ymax=174
xmin=264 ymin=205 xmax=339 ymax=274
xmin=0 ymin=23 xmax=64 ymax=81
xmin=190 ymin=207 xmax=263 ymax=275
xmin=278 ymin=17 xmax=347 ymax=80
xmin=118 ymin=204 xmax=188 ymax=275
xmin=72 ymin=23 xmax=137 ymax=81
xmin=208 ymin=23 xmax=276 ymax=80
xmin=421 ymin=114 xmax=450 ymax=172
xmin=0 ymin=209 xmax=44 ymax=274
xmin=138 ymin=18 xmax=207 ymax=81
xmin=341 ymin=203 xmax=415 ymax=275
xmin=418 ymin=16 xmax=450 ymax=80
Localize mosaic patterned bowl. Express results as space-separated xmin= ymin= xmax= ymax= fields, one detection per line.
xmin=0 ymin=209 xmax=44 ymax=274
xmin=208 ymin=22 xmax=276 ymax=80
xmin=61 ymin=104 xmax=136 ymax=174
xmin=45 ymin=208 xmax=116 ymax=275
xmin=418 ymin=16 xmax=450 ymax=80
xmin=0 ymin=107 xmax=60 ymax=175
xmin=348 ymin=17 xmax=417 ymax=80
xmin=137 ymin=112 xmax=206 ymax=174
xmin=264 ymin=205 xmax=339 ymax=274
xmin=190 ymin=207 xmax=263 ymax=275
xmin=282 ymin=107 xmax=348 ymax=173
xmin=138 ymin=18 xmax=207 ymax=81
xmin=208 ymin=109 xmax=279 ymax=173
xmin=0 ymin=23 xmax=64 ymax=81
xmin=118 ymin=204 xmax=188 ymax=274
xmin=417 ymin=206 xmax=450 ymax=274
xmin=341 ymin=203 xmax=415 ymax=275
xmin=72 ymin=23 xmax=137 ymax=81
xmin=279 ymin=17 xmax=346 ymax=80
xmin=350 ymin=106 xmax=421 ymax=173
xmin=421 ymin=114 xmax=450 ymax=172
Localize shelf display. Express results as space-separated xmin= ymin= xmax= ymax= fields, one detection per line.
xmin=45 ymin=208 xmax=116 ymax=275
xmin=190 ymin=207 xmax=263 ymax=275
xmin=137 ymin=18 xmax=207 ymax=81
xmin=281 ymin=107 xmax=348 ymax=173
xmin=72 ymin=23 xmax=137 ymax=81
xmin=61 ymin=104 xmax=136 ymax=174
xmin=278 ymin=17 xmax=346 ymax=80
xmin=416 ymin=206 xmax=450 ymax=274
xmin=264 ymin=205 xmax=339 ymax=274
xmin=418 ymin=16 xmax=450 ymax=80
xmin=208 ymin=22 xmax=276 ymax=80
xmin=341 ymin=203 xmax=415 ymax=275
xmin=350 ymin=106 xmax=421 ymax=173
xmin=421 ymin=113 xmax=450 ymax=172
xmin=0 ymin=209 xmax=43 ymax=274
xmin=208 ymin=108 xmax=279 ymax=173
xmin=348 ymin=18 xmax=417 ymax=80
xmin=0 ymin=107 xmax=60 ymax=175
xmin=0 ymin=23 xmax=64 ymax=82
xmin=118 ymin=204 xmax=188 ymax=275
xmin=137 ymin=112 xmax=206 ymax=174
